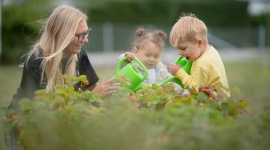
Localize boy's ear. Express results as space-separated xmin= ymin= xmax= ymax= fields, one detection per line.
xmin=197 ymin=38 xmax=204 ymax=45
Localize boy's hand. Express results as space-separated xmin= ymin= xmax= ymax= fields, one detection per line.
xmin=169 ymin=63 xmax=181 ymax=75
xmin=124 ymin=52 xmax=135 ymax=62
xmin=199 ymin=86 xmax=217 ymax=98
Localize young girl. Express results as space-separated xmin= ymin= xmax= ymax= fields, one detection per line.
xmin=118 ymin=27 xmax=189 ymax=97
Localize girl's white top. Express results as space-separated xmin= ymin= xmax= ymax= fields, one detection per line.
xmin=147 ymin=68 xmax=156 ymax=85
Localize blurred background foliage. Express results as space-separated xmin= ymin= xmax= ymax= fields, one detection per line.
xmin=87 ymin=0 xmax=253 ymax=26
xmin=1 ymin=0 xmax=270 ymax=63
xmin=1 ymin=0 xmax=55 ymax=63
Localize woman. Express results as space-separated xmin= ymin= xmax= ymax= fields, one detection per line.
xmin=5 ymin=5 xmax=120 ymax=150
xmin=8 ymin=5 xmax=120 ymax=113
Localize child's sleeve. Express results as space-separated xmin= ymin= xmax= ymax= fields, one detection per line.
xmin=117 ymin=53 xmax=129 ymax=69
xmin=175 ymin=67 xmax=208 ymax=94
xmin=117 ymin=53 xmax=125 ymax=61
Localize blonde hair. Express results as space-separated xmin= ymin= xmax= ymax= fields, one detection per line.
xmin=170 ymin=13 xmax=208 ymax=47
xmin=26 ymin=5 xmax=87 ymax=92
xmin=134 ymin=27 xmax=167 ymax=50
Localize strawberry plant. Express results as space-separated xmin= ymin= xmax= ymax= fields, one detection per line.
xmin=2 ymin=75 xmax=269 ymax=150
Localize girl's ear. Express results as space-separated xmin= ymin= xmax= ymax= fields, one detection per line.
xmin=133 ymin=47 xmax=139 ymax=54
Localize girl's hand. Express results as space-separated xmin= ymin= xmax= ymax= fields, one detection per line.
xmin=169 ymin=63 xmax=182 ymax=75
xmin=92 ymin=77 xmax=120 ymax=98
xmin=124 ymin=52 xmax=135 ymax=62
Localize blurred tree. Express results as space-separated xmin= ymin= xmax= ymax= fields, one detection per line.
xmin=169 ymin=0 xmax=252 ymax=27
xmin=83 ymin=0 xmax=253 ymax=27
xmin=1 ymin=0 xmax=54 ymax=64
xmin=1 ymin=0 xmax=269 ymax=63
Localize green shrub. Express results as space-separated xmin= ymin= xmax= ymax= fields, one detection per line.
xmin=2 ymin=75 xmax=269 ymax=150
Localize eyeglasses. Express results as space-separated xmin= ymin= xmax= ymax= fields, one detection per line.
xmin=75 ymin=28 xmax=92 ymax=42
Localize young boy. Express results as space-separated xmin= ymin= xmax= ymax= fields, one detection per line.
xmin=168 ymin=13 xmax=230 ymax=98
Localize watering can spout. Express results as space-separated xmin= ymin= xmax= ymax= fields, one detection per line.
xmin=157 ymin=77 xmax=184 ymax=88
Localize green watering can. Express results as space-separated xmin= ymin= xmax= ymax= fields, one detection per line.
xmin=132 ymin=56 xmax=193 ymax=91
xmin=173 ymin=56 xmax=192 ymax=74
xmin=114 ymin=57 xmax=148 ymax=91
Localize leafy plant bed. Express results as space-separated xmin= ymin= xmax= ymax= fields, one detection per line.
xmin=2 ymin=75 xmax=270 ymax=150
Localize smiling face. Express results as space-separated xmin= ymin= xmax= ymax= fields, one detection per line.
xmin=63 ymin=20 xmax=89 ymax=58
xmin=176 ymin=39 xmax=206 ymax=62
xmin=134 ymin=42 xmax=162 ymax=69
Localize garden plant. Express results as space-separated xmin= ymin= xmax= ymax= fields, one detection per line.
xmin=2 ymin=75 xmax=270 ymax=150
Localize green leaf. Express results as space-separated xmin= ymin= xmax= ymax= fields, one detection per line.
xmin=196 ymin=92 xmax=209 ymax=102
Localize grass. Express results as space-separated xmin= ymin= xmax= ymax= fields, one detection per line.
xmin=224 ymin=58 xmax=270 ymax=108
xmin=0 ymin=65 xmax=23 ymax=107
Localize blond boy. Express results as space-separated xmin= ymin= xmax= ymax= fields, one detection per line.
xmin=168 ymin=13 xmax=230 ymax=98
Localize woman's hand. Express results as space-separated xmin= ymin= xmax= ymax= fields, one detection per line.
xmin=92 ymin=78 xmax=120 ymax=98
xmin=169 ymin=63 xmax=182 ymax=75
xmin=124 ymin=52 xmax=135 ymax=62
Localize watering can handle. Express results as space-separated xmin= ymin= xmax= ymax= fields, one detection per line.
xmin=115 ymin=56 xmax=148 ymax=79
xmin=133 ymin=57 xmax=148 ymax=79
xmin=115 ymin=57 xmax=128 ymax=73
xmin=173 ymin=55 xmax=192 ymax=75
xmin=174 ymin=56 xmax=183 ymax=64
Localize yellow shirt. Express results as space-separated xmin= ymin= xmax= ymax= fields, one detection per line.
xmin=175 ymin=45 xmax=230 ymax=98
